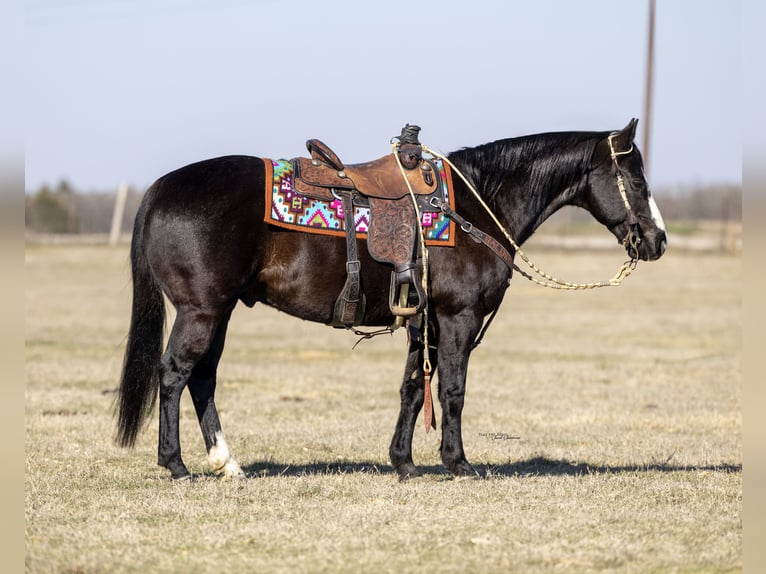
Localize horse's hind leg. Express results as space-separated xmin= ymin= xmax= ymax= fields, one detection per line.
xmin=157 ymin=307 xmax=222 ymax=479
xmin=186 ymin=308 xmax=244 ymax=479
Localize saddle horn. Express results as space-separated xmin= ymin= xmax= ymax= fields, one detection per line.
xmin=394 ymin=124 xmax=423 ymax=170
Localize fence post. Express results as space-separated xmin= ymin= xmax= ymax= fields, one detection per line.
xmin=109 ymin=182 xmax=129 ymax=245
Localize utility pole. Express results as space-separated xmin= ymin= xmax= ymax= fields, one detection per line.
xmin=109 ymin=182 xmax=129 ymax=245
xmin=643 ymin=0 xmax=656 ymax=176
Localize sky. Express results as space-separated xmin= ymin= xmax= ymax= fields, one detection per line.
xmin=24 ymin=0 xmax=741 ymax=193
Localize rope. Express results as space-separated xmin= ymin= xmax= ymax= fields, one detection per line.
xmin=392 ymin=143 xmax=436 ymax=432
xmin=421 ymin=144 xmax=639 ymax=290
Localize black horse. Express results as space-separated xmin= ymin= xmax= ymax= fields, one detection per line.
xmin=116 ymin=119 xmax=666 ymax=480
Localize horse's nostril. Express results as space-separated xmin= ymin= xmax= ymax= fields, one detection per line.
xmin=656 ymin=232 xmax=667 ymax=257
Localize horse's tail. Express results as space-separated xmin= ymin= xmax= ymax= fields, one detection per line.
xmin=116 ymin=183 xmax=165 ymax=448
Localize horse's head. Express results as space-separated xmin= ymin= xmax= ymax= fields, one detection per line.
xmin=582 ymin=118 xmax=667 ymax=261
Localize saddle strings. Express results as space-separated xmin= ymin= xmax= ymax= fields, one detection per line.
xmin=420 ymin=144 xmax=639 ymax=290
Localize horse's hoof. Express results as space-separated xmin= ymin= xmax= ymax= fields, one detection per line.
xmin=220 ymin=462 xmax=246 ymax=480
xmin=446 ymin=461 xmax=482 ymax=479
xmin=396 ymin=464 xmax=423 ymax=482
xmin=208 ymin=432 xmax=246 ymax=479
xmin=164 ymin=459 xmax=191 ymax=480
xmin=171 ymin=472 xmax=192 ymax=482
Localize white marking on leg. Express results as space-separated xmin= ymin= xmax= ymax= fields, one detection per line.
xmin=648 ymin=193 xmax=666 ymax=232
xmin=207 ymin=431 xmax=231 ymax=473
xmin=208 ymin=431 xmax=245 ymax=479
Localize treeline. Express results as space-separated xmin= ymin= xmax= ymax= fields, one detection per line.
xmin=25 ymin=181 xmax=144 ymax=234
xmin=25 ymin=181 xmax=741 ymax=235
xmin=652 ymin=184 xmax=741 ymax=221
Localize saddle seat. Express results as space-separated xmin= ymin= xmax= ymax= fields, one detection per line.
xmin=293 ymin=139 xmax=438 ymax=201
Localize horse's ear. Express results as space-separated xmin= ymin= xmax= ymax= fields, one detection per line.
xmin=604 ymin=118 xmax=639 ymax=157
xmin=594 ymin=118 xmax=639 ymax=164
xmin=617 ymin=118 xmax=639 ymax=145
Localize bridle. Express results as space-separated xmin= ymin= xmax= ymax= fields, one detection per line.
xmin=607 ymin=132 xmax=642 ymax=261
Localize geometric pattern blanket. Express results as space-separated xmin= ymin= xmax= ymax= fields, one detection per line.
xmin=263 ymin=156 xmax=456 ymax=246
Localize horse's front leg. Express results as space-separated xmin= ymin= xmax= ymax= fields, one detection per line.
xmin=389 ymin=341 xmax=438 ymax=481
xmin=436 ymin=310 xmax=483 ymax=478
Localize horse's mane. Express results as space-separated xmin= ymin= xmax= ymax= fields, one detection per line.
xmin=447 ymin=131 xmax=605 ymax=207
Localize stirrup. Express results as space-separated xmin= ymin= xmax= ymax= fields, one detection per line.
xmin=388 ymin=265 xmax=424 ymax=317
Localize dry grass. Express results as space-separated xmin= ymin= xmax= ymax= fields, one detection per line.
xmin=25 ymin=243 xmax=741 ymax=573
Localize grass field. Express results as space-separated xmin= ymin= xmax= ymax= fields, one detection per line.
xmin=25 ymin=243 xmax=741 ymax=573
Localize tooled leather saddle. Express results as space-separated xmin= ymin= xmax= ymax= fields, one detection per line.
xmin=290 ymin=124 xmax=444 ymax=327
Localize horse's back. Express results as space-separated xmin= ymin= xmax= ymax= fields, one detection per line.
xmin=146 ymin=155 xmax=266 ymax=213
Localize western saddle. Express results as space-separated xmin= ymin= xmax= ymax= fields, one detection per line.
xmin=290 ymin=124 xmax=444 ymax=328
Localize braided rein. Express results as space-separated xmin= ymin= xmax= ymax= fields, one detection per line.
xmin=422 ymin=141 xmax=641 ymax=290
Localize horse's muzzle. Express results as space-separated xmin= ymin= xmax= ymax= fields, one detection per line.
xmin=636 ymin=229 xmax=667 ymax=261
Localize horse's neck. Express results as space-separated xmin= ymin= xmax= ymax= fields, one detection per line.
xmin=452 ymin=134 xmax=594 ymax=245
xmin=515 ymin=174 xmax=580 ymax=243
